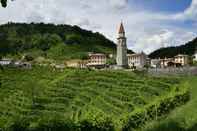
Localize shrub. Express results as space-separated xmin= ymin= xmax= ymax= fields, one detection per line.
xmin=121 ymin=87 xmax=190 ymax=130
xmin=34 ymin=117 xmax=78 ymax=131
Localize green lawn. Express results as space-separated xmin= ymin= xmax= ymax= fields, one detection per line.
xmin=142 ymin=76 xmax=197 ymax=131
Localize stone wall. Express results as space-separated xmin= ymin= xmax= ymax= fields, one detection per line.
xmin=148 ymin=67 xmax=197 ymax=76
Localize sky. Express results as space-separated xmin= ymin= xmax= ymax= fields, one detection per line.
xmin=0 ymin=0 xmax=197 ymax=54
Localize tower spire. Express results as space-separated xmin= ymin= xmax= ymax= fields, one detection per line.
xmin=118 ymin=22 xmax=125 ymax=34
xmin=116 ymin=21 xmax=128 ymax=68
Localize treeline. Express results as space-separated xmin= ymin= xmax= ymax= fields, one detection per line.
xmin=0 ymin=22 xmax=116 ymax=59
xmin=149 ymin=37 xmax=197 ymax=59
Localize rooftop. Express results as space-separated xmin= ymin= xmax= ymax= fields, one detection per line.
xmin=89 ymin=53 xmax=106 ymax=56
xmin=174 ymin=54 xmax=189 ymax=57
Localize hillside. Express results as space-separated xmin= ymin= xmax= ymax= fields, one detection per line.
xmin=0 ymin=66 xmax=189 ymax=130
xmin=149 ymin=37 xmax=197 ymax=59
xmin=0 ymin=23 xmax=119 ymax=61
xmin=143 ymin=76 xmax=197 ymax=131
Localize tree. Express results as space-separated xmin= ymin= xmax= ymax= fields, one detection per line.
xmin=65 ymin=34 xmax=83 ymax=45
xmin=32 ymin=34 xmax=62 ymax=51
xmin=106 ymin=58 xmax=116 ymax=65
xmin=1 ymin=0 xmax=7 ymax=7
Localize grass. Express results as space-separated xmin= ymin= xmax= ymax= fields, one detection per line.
xmin=0 ymin=66 xmax=189 ymax=130
xmin=142 ymin=76 xmax=197 ymax=131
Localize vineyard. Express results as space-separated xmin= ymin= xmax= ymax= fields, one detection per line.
xmin=0 ymin=66 xmax=189 ymax=130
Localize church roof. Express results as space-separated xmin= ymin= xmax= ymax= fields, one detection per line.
xmin=118 ymin=22 xmax=125 ymax=34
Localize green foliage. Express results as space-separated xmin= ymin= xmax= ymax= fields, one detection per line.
xmin=65 ymin=34 xmax=83 ymax=45
xmin=106 ymin=58 xmax=116 ymax=65
xmin=0 ymin=0 xmax=7 ymax=7
xmin=32 ymin=33 xmax=62 ymax=51
xmin=23 ymin=54 xmax=34 ymax=61
xmin=149 ymin=38 xmax=197 ymax=59
xmin=193 ymin=60 xmax=197 ymax=66
xmin=142 ymin=76 xmax=197 ymax=131
xmin=0 ymin=67 xmax=189 ymax=130
xmin=122 ymin=86 xmax=189 ymax=130
xmin=0 ymin=23 xmax=117 ymax=60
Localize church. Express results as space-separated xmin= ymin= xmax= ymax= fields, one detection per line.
xmin=116 ymin=22 xmax=148 ymax=69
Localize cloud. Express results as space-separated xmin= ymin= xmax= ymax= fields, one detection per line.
xmin=0 ymin=0 xmax=197 ymax=54
xmin=130 ymin=29 xmax=196 ymax=54
xmin=174 ymin=0 xmax=197 ymax=21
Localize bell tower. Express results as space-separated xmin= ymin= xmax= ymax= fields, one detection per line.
xmin=116 ymin=22 xmax=128 ymax=68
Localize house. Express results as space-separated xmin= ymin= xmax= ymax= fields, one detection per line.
xmin=174 ymin=54 xmax=189 ymax=66
xmin=78 ymin=60 xmax=89 ymax=69
xmin=65 ymin=60 xmax=81 ymax=68
xmin=87 ymin=53 xmax=107 ymax=68
xmin=127 ymin=52 xmax=147 ymax=68
xmin=65 ymin=60 xmax=88 ymax=69
xmin=160 ymin=58 xmax=174 ymax=68
xmin=0 ymin=58 xmax=12 ymax=66
xmin=14 ymin=61 xmax=32 ymax=69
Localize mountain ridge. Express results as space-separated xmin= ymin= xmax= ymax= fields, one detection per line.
xmin=0 ymin=22 xmax=126 ymax=61
xmin=149 ymin=37 xmax=197 ymax=59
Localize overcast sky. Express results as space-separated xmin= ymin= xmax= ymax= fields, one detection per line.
xmin=1 ymin=0 xmax=197 ymax=54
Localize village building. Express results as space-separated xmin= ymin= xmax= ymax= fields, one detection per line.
xmin=87 ymin=53 xmax=107 ymax=68
xmin=65 ymin=60 xmax=88 ymax=68
xmin=174 ymin=54 xmax=189 ymax=66
xmin=151 ymin=54 xmax=190 ymax=68
xmin=65 ymin=60 xmax=80 ymax=68
xmin=127 ymin=52 xmax=148 ymax=68
xmin=116 ymin=22 xmax=128 ymax=68
xmin=0 ymin=58 xmax=13 ymax=66
xmin=160 ymin=58 xmax=174 ymax=68
xmin=78 ymin=60 xmax=89 ymax=69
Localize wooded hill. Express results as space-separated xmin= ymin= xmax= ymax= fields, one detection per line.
xmin=149 ymin=37 xmax=197 ymax=59
xmin=0 ymin=23 xmax=127 ymax=60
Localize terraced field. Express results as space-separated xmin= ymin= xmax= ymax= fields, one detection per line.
xmin=0 ymin=66 xmax=189 ymax=130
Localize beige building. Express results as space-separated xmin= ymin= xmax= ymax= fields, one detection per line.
xmin=174 ymin=54 xmax=189 ymax=66
xmin=65 ymin=60 xmax=88 ymax=68
xmin=151 ymin=54 xmax=189 ymax=68
xmin=160 ymin=58 xmax=174 ymax=68
xmin=87 ymin=53 xmax=107 ymax=67
xmin=127 ymin=52 xmax=147 ymax=68
xmin=0 ymin=58 xmax=12 ymax=66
